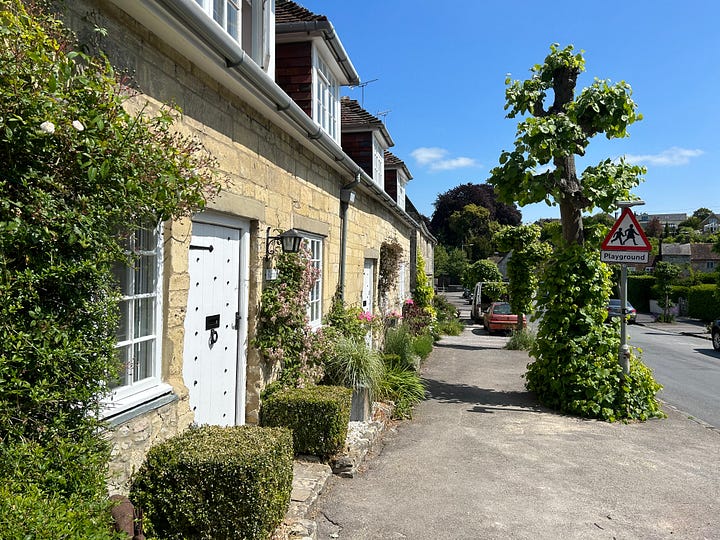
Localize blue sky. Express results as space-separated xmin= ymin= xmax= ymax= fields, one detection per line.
xmin=297 ymin=0 xmax=720 ymax=224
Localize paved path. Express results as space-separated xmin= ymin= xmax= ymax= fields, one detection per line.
xmin=312 ymin=319 xmax=720 ymax=539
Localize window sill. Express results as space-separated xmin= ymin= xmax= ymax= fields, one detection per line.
xmin=102 ymin=383 xmax=177 ymax=427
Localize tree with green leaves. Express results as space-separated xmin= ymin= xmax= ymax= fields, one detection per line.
xmin=653 ymin=261 xmax=681 ymax=322
xmin=495 ymin=225 xmax=551 ymax=330
xmin=490 ymin=43 xmax=645 ymax=246
xmin=434 ymin=245 xmax=468 ymax=288
xmin=488 ymin=44 xmax=662 ymax=422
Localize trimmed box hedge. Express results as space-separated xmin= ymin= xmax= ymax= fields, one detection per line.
xmin=130 ymin=425 xmax=293 ymax=540
xmin=260 ymin=385 xmax=352 ymax=459
xmin=687 ymin=284 xmax=720 ymax=321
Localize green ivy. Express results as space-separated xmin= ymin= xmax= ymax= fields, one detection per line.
xmin=526 ymin=245 xmax=663 ymax=421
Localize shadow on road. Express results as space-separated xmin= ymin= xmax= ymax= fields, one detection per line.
xmin=432 ymin=341 xmax=498 ymax=351
xmin=693 ymin=347 xmax=720 ymax=360
xmin=423 ymin=377 xmax=541 ymax=413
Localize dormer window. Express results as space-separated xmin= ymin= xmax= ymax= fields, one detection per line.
xmin=195 ymin=0 xmax=240 ymax=40
xmin=195 ymin=0 xmax=274 ymax=71
xmin=313 ymin=47 xmax=340 ymax=142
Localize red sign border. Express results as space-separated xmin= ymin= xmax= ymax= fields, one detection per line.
xmin=601 ymin=208 xmax=651 ymax=252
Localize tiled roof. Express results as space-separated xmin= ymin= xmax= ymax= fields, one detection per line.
xmin=341 ymin=97 xmax=385 ymax=130
xmin=384 ymin=151 xmax=402 ymax=167
xmin=384 ymin=150 xmax=412 ymax=180
xmin=691 ymin=243 xmax=720 ymax=260
xmin=276 ymin=0 xmax=327 ymax=24
xmin=662 ymin=243 xmax=691 ymax=256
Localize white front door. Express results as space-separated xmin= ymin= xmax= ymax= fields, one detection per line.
xmin=362 ymin=259 xmax=375 ymax=314
xmin=183 ymin=218 xmax=249 ymax=426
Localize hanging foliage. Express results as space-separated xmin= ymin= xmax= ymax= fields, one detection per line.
xmin=378 ymin=238 xmax=404 ymax=306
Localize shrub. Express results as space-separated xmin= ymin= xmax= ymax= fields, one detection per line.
xmin=433 ymin=295 xmax=464 ymax=336
xmin=130 ymin=425 xmax=293 ymax=540
xmin=505 ymin=328 xmax=535 ymax=350
xmin=412 ymin=333 xmax=435 ymax=360
xmin=435 ymin=318 xmax=464 ymax=336
xmin=323 ymin=292 xmax=367 ymax=342
xmin=383 ymin=324 xmax=419 ymax=371
xmin=323 ymin=337 xmax=385 ymax=395
xmin=260 ymin=385 xmax=351 ymax=458
xmin=0 ymin=485 xmax=120 ymax=540
xmin=377 ymin=357 xmax=426 ymax=419
xmin=688 ymin=284 xmax=720 ymax=321
xmin=0 ymin=0 xmax=214 ymax=519
xmin=402 ymin=299 xmax=434 ymax=336
xmin=254 ymin=251 xmax=329 ymax=388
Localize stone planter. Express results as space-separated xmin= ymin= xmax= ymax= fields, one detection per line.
xmin=350 ymin=386 xmax=371 ymax=421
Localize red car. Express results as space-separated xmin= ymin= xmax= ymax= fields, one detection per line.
xmin=483 ymin=302 xmax=526 ymax=334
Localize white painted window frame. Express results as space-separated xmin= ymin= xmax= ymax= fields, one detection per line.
xmin=372 ymin=133 xmax=385 ymax=189
xmin=303 ymin=234 xmax=324 ymax=328
xmin=103 ymin=225 xmax=169 ymax=417
xmin=312 ymin=46 xmax=340 ymax=143
xmin=194 ymin=0 xmax=241 ymax=41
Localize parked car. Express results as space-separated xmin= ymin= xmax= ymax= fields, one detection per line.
xmin=606 ymin=299 xmax=637 ymax=324
xmin=483 ymin=302 xmax=526 ymax=335
xmin=712 ymin=319 xmax=720 ymax=351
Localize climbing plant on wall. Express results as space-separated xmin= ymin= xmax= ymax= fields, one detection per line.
xmin=378 ymin=238 xmax=403 ymax=309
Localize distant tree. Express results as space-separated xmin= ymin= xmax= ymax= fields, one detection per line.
xmin=693 ymin=207 xmax=713 ymax=222
xmin=448 ymin=204 xmax=491 ymax=245
xmin=430 ymin=183 xmax=521 ymax=245
xmin=678 ymin=216 xmax=702 ymax=230
xmin=645 ymin=217 xmax=664 ymax=238
xmin=434 ymin=245 xmax=468 ymax=287
xmin=653 ymin=262 xmax=681 ymax=322
xmin=462 ymin=259 xmax=503 ymax=290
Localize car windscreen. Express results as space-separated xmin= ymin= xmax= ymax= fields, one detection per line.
xmin=493 ymin=303 xmax=511 ymax=315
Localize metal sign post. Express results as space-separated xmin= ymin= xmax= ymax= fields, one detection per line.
xmin=601 ymin=201 xmax=649 ymax=376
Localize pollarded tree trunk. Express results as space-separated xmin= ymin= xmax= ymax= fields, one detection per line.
xmin=555 ymin=154 xmax=587 ymax=246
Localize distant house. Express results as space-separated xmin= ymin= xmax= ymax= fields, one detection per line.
xmin=690 ymin=243 xmax=720 ymax=273
xmin=655 ymin=243 xmax=719 ymax=274
xmin=637 ymin=212 xmax=687 ymax=233
xmin=700 ymin=213 xmax=720 ymax=234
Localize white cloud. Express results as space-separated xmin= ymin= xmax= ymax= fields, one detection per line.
xmin=429 ymin=157 xmax=479 ymax=171
xmin=624 ymin=147 xmax=704 ymax=167
xmin=411 ymin=146 xmax=479 ymax=171
xmin=411 ymin=147 xmax=447 ymax=165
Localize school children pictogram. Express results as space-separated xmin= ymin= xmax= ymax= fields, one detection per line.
xmin=601 ymin=208 xmax=651 ymax=252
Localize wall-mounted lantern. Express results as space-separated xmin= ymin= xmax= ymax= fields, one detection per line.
xmin=265 ymin=227 xmax=303 ymax=260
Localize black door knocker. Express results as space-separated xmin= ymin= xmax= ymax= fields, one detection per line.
xmin=205 ymin=314 xmax=220 ymax=348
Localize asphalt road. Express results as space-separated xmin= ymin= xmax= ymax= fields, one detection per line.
xmin=629 ymin=323 xmax=720 ymax=428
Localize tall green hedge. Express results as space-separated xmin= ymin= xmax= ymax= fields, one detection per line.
xmin=687 ymin=284 xmax=720 ymax=321
xmin=627 ymin=274 xmax=655 ymax=311
xmin=0 ymin=0 xmax=214 ymax=531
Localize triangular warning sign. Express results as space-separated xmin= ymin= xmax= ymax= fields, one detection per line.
xmin=601 ymin=208 xmax=651 ymax=251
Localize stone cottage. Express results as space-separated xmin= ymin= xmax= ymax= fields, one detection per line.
xmin=60 ymin=0 xmax=432 ymax=492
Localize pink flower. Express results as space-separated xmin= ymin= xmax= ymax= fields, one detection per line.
xmin=404 ymin=299 xmax=414 ymax=305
